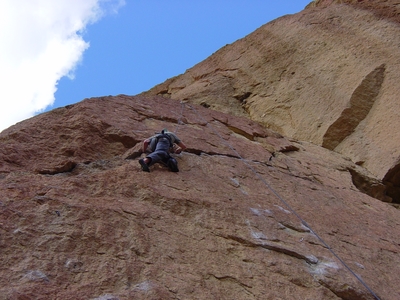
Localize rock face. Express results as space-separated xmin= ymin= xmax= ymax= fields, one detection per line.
xmin=1 ymin=1 xmax=400 ymax=299
xmin=0 ymin=95 xmax=399 ymax=300
xmin=143 ymin=0 xmax=400 ymax=204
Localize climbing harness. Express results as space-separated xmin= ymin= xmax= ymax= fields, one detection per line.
xmin=185 ymin=103 xmax=381 ymax=300
xmin=156 ymin=131 xmax=173 ymax=147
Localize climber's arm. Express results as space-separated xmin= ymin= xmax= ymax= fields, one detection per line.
xmin=142 ymin=139 xmax=151 ymax=153
xmin=174 ymin=141 xmax=187 ymax=154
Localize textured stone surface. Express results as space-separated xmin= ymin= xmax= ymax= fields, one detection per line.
xmin=0 ymin=95 xmax=399 ymax=300
xmin=143 ymin=0 xmax=400 ymax=203
xmin=1 ymin=1 xmax=400 ymax=299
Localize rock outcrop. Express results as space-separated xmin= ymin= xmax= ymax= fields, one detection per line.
xmin=0 ymin=95 xmax=399 ymax=300
xmin=1 ymin=1 xmax=400 ymax=299
xmin=143 ymin=0 xmax=400 ymax=204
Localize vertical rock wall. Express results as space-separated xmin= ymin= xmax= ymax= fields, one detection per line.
xmin=144 ymin=2 xmax=400 ymax=202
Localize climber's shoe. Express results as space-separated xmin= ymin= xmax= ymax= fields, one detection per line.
xmin=139 ymin=158 xmax=150 ymax=172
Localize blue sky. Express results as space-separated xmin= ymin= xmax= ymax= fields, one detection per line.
xmin=0 ymin=0 xmax=311 ymax=132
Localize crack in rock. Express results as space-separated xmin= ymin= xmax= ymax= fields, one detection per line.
xmin=220 ymin=234 xmax=318 ymax=265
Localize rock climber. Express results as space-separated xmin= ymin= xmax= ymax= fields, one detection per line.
xmin=139 ymin=129 xmax=186 ymax=172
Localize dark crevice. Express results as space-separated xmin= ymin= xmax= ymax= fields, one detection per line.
xmin=200 ymin=102 xmax=210 ymax=108
xmin=184 ymin=148 xmax=202 ymax=156
xmin=349 ymin=163 xmax=400 ymax=204
xmin=278 ymin=144 xmax=300 ymax=153
xmin=227 ymin=126 xmax=254 ymax=141
xmin=255 ymin=238 xmax=319 ymax=264
xmin=105 ymin=134 xmax=139 ymax=148
xmin=220 ymin=234 xmax=318 ymax=265
xmin=383 ymin=163 xmax=400 ymax=204
xmin=348 ymin=167 xmax=392 ymax=203
xmin=38 ymin=161 xmax=77 ymax=175
xmin=233 ymin=92 xmax=252 ymax=103
xmin=323 ymin=64 xmax=386 ymax=150
xmin=186 ymin=149 xmax=240 ymax=159
xmin=210 ymin=275 xmax=253 ymax=290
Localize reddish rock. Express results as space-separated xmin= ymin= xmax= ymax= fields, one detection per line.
xmin=144 ymin=0 xmax=400 ymax=204
xmin=1 ymin=1 xmax=400 ymax=299
xmin=0 ymin=95 xmax=399 ymax=300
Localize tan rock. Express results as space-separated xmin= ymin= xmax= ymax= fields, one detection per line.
xmin=143 ymin=0 xmax=400 ymax=204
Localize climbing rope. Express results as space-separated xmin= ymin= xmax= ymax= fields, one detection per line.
xmin=185 ymin=103 xmax=381 ymax=300
xmin=173 ymin=101 xmax=186 ymax=134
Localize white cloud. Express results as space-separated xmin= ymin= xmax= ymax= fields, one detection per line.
xmin=0 ymin=0 xmax=125 ymax=132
